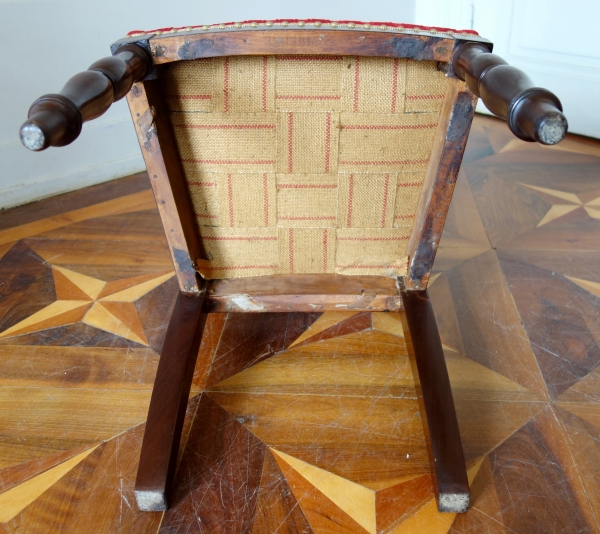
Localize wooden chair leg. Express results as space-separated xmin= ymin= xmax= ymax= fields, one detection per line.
xmin=399 ymin=287 xmax=469 ymax=513
xmin=135 ymin=291 xmax=207 ymax=511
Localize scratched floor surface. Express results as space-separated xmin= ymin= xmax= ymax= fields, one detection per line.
xmin=1 ymin=115 xmax=600 ymax=533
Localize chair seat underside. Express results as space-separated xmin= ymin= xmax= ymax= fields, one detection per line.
xmin=158 ymin=55 xmax=449 ymax=279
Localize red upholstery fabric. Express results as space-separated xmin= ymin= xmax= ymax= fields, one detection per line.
xmin=128 ymin=19 xmax=478 ymax=37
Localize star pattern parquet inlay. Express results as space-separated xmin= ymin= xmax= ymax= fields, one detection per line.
xmin=0 ymin=117 xmax=600 ymax=532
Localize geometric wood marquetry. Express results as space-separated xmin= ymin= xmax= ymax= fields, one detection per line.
xmin=0 ymin=445 xmax=98 ymax=522
xmin=272 ymin=448 xmax=377 ymax=534
xmin=565 ymin=275 xmax=600 ymax=299
xmin=0 ymin=265 xmax=174 ymax=345
xmin=519 ymin=183 xmax=600 ymax=227
xmin=1 ymin=116 xmax=600 ymax=532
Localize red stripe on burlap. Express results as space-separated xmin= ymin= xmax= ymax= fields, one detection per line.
xmin=289 ymin=228 xmax=294 ymax=273
xmin=278 ymin=55 xmax=343 ymax=61
xmin=347 ymin=174 xmax=354 ymax=226
xmin=397 ymin=182 xmax=424 ymax=187
xmin=381 ymin=174 xmax=390 ymax=228
xmin=276 ymin=95 xmax=341 ymax=100
xmin=336 ymin=264 xmax=398 ymax=269
xmin=338 ymin=236 xmax=409 ymax=241
xmin=394 ymin=214 xmax=415 ymax=219
xmin=202 ymin=236 xmax=277 ymax=241
xmin=341 ymin=124 xmax=437 ymax=130
xmin=323 ymin=229 xmax=328 ymax=272
xmin=263 ymin=173 xmax=269 ymax=226
xmin=202 ymin=265 xmax=278 ymax=271
xmin=406 ymin=94 xmax=445 ymax=100
xmin=262 ymin=56 xmax=268 ymax=112
xmin=353 ymin=57 xmax=360 ymax=112
xmin=227 ymin=174 xmax=234 ymax=226
xmin=391 ymin=58 xmax=399 ymax=113
xmin=189 ymin=181 xmax=217 ymax=186
xmin=287 ymin=113 xmax=294 ymax=174
xmin=128 ymin=21 xmax=480 ymax=37
xmin=325 ymin=113 xmax=331 ymax=174
xmin=224 ymin=57 xmax=230 ymax=112
xmin=174 ymin=124 xmax=275 ymax=129
xmin=183 ymin=159 xmax=276 ymax=165
xmin=340 ymin=159 xmax=429 ymax=165
xmin=277 ymin=184 xmax=337 ymax=189
xmin=279 ymin=216 xmax=336 ymax=220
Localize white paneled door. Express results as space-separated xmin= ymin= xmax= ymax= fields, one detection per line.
xmin=415 ymin=0 xmax=599 ymax=138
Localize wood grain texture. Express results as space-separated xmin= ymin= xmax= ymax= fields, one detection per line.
xmin=207 ymin=328 xmax=431 ymax=490
xmin=0 ymin=190 xmax=156 ymax=247
xmin=497 ymin=251 xmax=600 ymax=400
xmin=0 ymin=172 xmax=149 ymax=232
xmin=4 ymin=425 xmax=163 ymax=533
xmin=127 ymin=81 xmax=202 ymax=293
xmin=452 ymin=42 xmax=567 ymax=144
xmin=488 ymin=406 xmax=594 ymax=533
xmin=290 ymin=311 xmax=371 ymax=348
xmin=400 ymin=288 xmax=469 ymax=512
xmin=206 ymin=275 xmax=402 ymax=312
xmin=251 ymin=449 xmax=312 ymax=534
xmin=0 ymin=444 xmax=95 ymax=495
xmin=406 ymin=79 xmax=477 ymax=289
xmin=135 ymin=292 xmax=207 ymax=510
xmin=552 ymin=405 xmax=600 ymax=528
xmin=1 ymin=116 xmax=599 ymax=530
xmin=272 ymin=449 xmax=372 ymax=534
xmin=21 ymin=45 xmax=151 ymax=151
xmin=203 ymin=312 xmax=320 ymax=388
xmin=376 ymin=474 xmax=434 ymax=531
xmin=159 ymin=394 xmax=266 ymax=533
xmin=0 ymin=445 xmax=98 ymax=522
xmin=0 ymin=345 xmax=158 ymax=389
xmin=147 ymin=29 xmax=456 ymax=64
xmin=0 ymin=242 xmax=56 ymax=335
xmin=445 ymin=249 xmax=549 ymax=399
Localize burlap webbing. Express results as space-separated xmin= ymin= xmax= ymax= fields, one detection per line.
xmin=159 ymin=55 xmax=448 ymax=278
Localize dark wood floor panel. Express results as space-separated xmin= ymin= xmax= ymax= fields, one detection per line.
xmin=160 ymin=395 xmax=266 ymax=533
xmin=1 ymin=115 xmax=600 ymax=532
xmin=488 ymin=406 xmax=594 ymax=532
xmin=0 ymin=243 xmax=56 ymax=334
xmin=497 ymin=252 xmax=600 ymax=399
xmin=0 ymin=172 xmax=150 ymax=232
xmin=203 ymin=312 xmax=321 ymax=389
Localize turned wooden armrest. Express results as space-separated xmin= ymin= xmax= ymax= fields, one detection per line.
xmin=452 ymin=42 xmax=567 ymax=145
xmin=20 ymin=45 xmax=152 ymax=151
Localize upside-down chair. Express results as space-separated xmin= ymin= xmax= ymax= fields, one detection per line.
xmin=20 ymin=18 xmax=567 ymax=514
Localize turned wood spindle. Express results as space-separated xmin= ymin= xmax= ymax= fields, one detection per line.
xmin=452 ymin=42 xmax=568 ymax=145
xmin=20 ymin=44 xmax=152 ymax=151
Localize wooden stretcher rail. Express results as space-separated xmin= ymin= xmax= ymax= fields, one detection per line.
xmin=204 ymin=274 xmax=402 ymax=312
xmin=142 ymin=29 xmax=456 ymax=63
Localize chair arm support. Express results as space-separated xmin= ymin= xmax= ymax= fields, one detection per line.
xmin=452 ymin=42 xmax=567 ymax=145
xmin=20 ymin=44 xmax=152 ymax=151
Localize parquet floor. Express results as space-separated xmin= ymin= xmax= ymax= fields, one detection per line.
xmin=1 ymin=115 xmax=600 ymax=533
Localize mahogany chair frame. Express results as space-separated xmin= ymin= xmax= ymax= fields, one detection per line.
xmin=20 ymin=23 xmax=567 ymax=515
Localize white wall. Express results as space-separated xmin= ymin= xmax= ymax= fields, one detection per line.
xmin=415 ymin=0 xmax=599 ymax=139
xmin=0 ymin=0 xmax=416 ymax=209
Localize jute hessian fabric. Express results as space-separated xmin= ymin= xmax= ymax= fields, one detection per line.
xmin=159 ymin=55 xmax=448 ymax=279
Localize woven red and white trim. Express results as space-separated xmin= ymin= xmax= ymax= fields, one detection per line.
xmin=127 ymin=18 xmax=478 ymax=38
